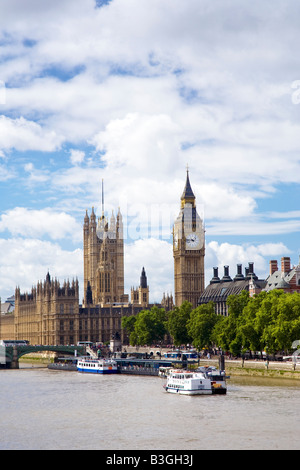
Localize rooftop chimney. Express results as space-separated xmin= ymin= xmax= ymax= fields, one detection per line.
xmin=210 ymin=267 xmax=220 ymax=284
xmin=247 ymin=262 xmax=258 ymax=280
xmin=281 ymin=257 xmax=291 ymax=274
xmin=270 ymin=260 xmax=278 ymax=275
xmin=234 ymin=264 xmax=245 ymax=281
xmin=222 ymin=265 xmax=232 ymax=282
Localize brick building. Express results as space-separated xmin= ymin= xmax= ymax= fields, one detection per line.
xmin=264 ymin=257 xmax=300 ymax=293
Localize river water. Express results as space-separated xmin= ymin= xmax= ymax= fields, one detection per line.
xmin=0 ymin=365 xmax=299 ymax=450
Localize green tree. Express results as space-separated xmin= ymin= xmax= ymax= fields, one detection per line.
xmin=276 ymin=292 xmax=300 ymax=351
xmin=124 ymin=290 xmax=300 ymax=355
xmin=187 ymin=302 xmax=219 ymax=350
xmin=132 ymin=306 xmax=167 ymax=346
xmin=227 ymin=290 xmax=250 ymax=319
xmin=237 ymin=291 xmax=267 ymax=354
xmin=121 ymin=315 xmax=138 ymax=345
xmin=227 ymin=290 xmax=300 ymax=355
xmin=122 ymin=315 xmax=136 ymax=335
xmin=259 ymin=291 xmax=300 ymax=353
xmin=167 ymin=301 xmax=193 ymax=347
xmin=211 ymin=315 xmax=229 ymax=351
xmin=211 ymin=291 xmax=250 ymax=355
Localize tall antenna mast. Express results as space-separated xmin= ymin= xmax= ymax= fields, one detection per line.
xmin=102 ymin=179 xmax=104 ymax=217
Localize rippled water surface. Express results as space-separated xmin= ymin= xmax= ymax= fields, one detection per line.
xmin=0 ymin=367 xmax=299 ymax=450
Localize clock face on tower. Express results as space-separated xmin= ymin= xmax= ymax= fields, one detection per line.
xmin=185 ymin=233 xmax=200 ymax=249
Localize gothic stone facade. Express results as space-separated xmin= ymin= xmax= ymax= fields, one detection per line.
xmin=13 ymin=274 xmax=80 ymax=345
xmin=0 ymin=272 xmax=152 ymax=346
xmin=83 ymin=206 xmax=127 ymax=306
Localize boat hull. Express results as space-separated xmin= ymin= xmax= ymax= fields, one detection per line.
xmin=77 ymin=358 xmax=119 ymax=374
xmin=165 ymin=387 xmax=212 ymax=395
xmin=212 ymin=387 xmax=227 ymax=395
xmin=77 ymin=367 xmax=118 ymax=374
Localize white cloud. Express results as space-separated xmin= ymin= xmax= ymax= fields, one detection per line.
xmin=205 ymin=240 xmax=291 ymax=285
xmin=0 ymin=164 xmax=15 ymax=181
xmin=53 ymin=165 xmax=104 ymax=196
xmin=69 ymin=149 xmax=85 ymax=166
xmin=92 ymin=112 xmax=183 ymax=174
xmin=1 ymin=0 xmax=298 ymax=174
xmin=268 ymin=210 xmax=300 ymax=220
xmin=198 ymin=183 xmax=256 ymax=220
xmin=0 ymin=237 xmax=83 ymax=301
xmin=0 ymin=116 xmax=63 ymax=152
xmin=208 ymin=219 xmax=300 ymax=236
xmin=89 ymin=113 xmax=260 ymax=226
xmin=125 ymin=238 xmax=173 ymax=302
xmin=256 ymin=243 xmax=291 ymax=257
xmin=24 ymin=162 xmax=50 ymax=184
xmin=1 ymin=0 xmax=300 ymax=304
xmin=0 ymin=207 xmax=82 ymax=243
xmin=1 ymin=0 xmax=300 ymax=190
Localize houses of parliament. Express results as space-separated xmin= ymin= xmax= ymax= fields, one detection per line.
xmin=0 ymin=171 xmax=206 ymax=345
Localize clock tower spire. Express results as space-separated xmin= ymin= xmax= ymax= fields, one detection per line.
xmin=181 ymin=167 xmax=195 ymax=208
xmin=173 ymin=169 xmax=205 ymax=308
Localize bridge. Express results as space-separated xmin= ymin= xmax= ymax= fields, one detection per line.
xmin=3 ymin=345 xmax=85 ymax=369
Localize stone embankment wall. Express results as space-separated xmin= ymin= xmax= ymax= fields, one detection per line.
xmin=200 ymin=359 xmax=300 ymax=380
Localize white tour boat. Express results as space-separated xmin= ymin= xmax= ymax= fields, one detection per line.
xmin=77 ymin=357 xmax=118 ymax=374
xmin=164 ymin=368 xmax=228 ymax=395
xmin=196 ymin=365 xmax=229 ymax=393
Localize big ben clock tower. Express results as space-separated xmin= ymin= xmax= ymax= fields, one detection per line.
xmin=173 ymin=169 xmax=205 ymax=308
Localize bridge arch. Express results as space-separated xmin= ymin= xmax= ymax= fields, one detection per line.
xmin=4 ymin=345 xmax=84 ymax=368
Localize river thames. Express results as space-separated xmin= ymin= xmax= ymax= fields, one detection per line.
xmin=0 ymin=365 xmax=299 ymax=450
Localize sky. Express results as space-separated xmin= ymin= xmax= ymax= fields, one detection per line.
xmin=0 ymin=0 xmax=300 ymax=303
